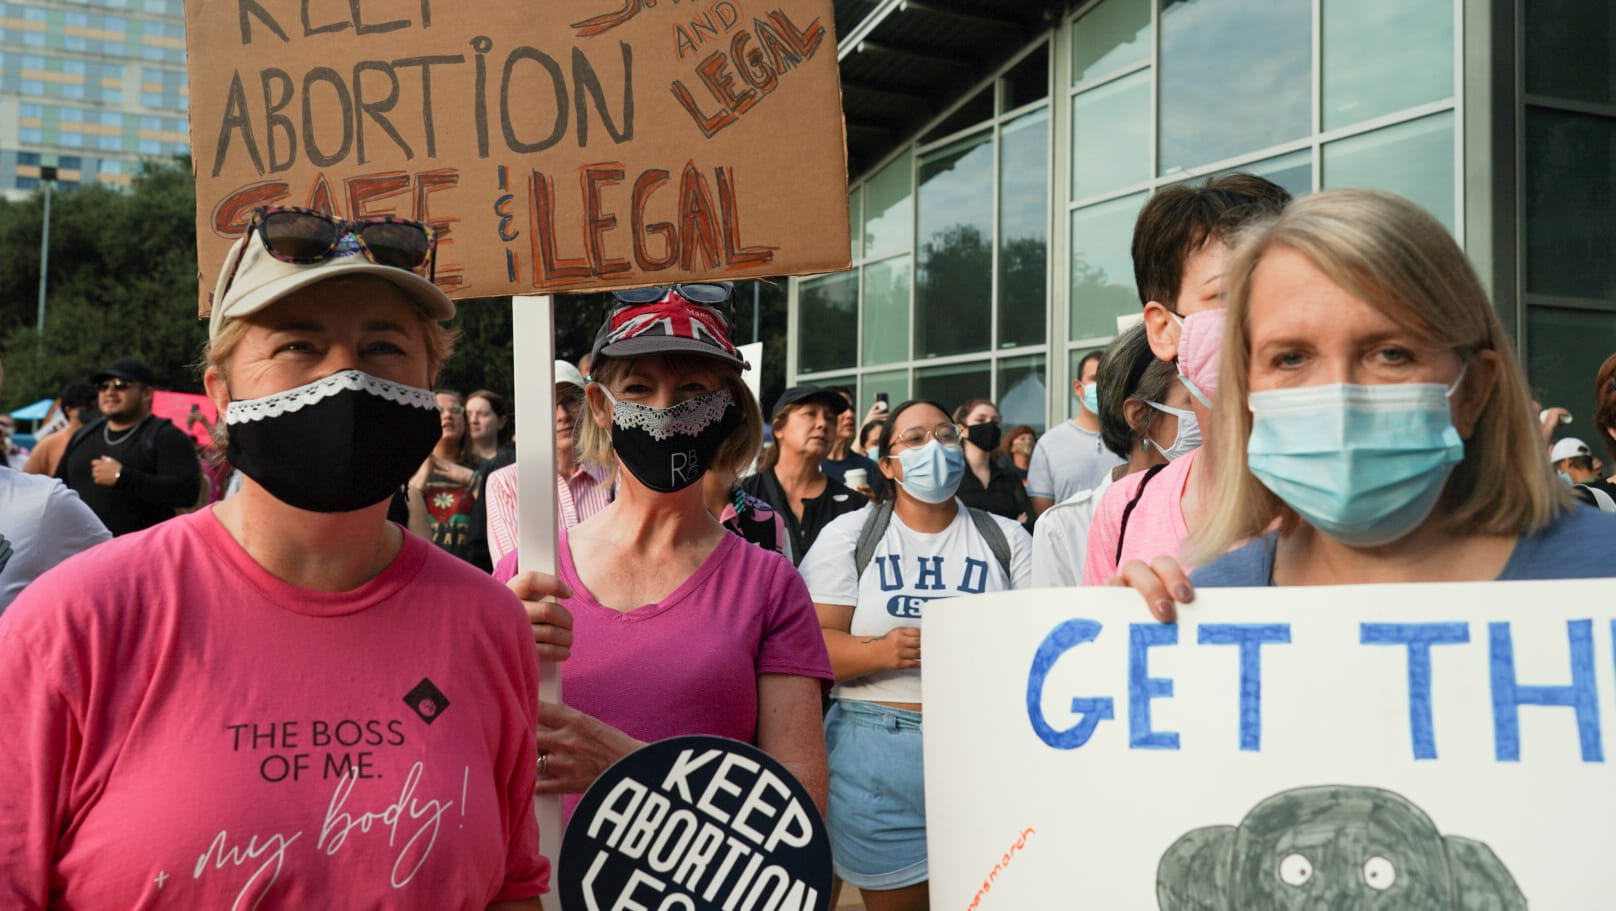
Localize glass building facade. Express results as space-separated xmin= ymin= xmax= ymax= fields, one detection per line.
xmin=795 ymin=0 xmax=1616 ymax=437
xmin=0 ymin=0 xmax=189 ymax=192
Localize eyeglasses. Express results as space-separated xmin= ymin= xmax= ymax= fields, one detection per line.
xmin=97 ymin=378 xmax=135 ymax=392
xmin=890 ymin=423 xmax=964 ymax=450
xmin=611 ymin=283 xmax=734 ymax=306
xmin=439 ymin=403 xmax=465 ymax=416
xmin=220 ymin=206 xmax=438 ymax=303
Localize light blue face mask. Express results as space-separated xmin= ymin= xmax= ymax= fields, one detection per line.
xmin=1143 ymin=400 xmax=1202 ymax=462
xmin=1246 ymin=373 xmax=1466 ymax=548
xmin=1081 ymin=383 xmax=1100 ymax=414
xmin=895 ymin=439 xmax=965 ymax=504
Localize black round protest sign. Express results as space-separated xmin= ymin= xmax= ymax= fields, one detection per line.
xmin=558 ymin=735 xmax=832 ymax=911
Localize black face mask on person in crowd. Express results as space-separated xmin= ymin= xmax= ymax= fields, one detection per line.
xmin=603 ymin=387 xmax=741 ymax=493
xmin=965 ymin=422 xmax=1002 ymax=452
xmin=225 ymin=369 xmax=441 ymax=513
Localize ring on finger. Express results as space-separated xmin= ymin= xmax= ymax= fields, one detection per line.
xmin=538 ymin=751 xmax=550 ymax=777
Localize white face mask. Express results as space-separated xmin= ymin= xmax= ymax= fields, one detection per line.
xmin=1142 ymin=400 xmax=1202 ymax=462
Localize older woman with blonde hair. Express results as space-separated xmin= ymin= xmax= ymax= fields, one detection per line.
xmin=496 ymin=284 xmax=832 ymax=817
xmin=0 ymin=207 xmax=559 ymax=907
xmin=1116 ymin=189 xmax=1616 ymax=619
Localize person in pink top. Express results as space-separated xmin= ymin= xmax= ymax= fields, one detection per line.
xmin=1082 ymin=174 xmax=1292 ymax=585
xmin=497 ymin=283 xmax=832 ymax=819
xmin=0 ymin=208 xmax=560 ymax=909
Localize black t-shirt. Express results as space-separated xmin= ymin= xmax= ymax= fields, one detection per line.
xmin=957 ymin=455 xmax=1033 ymax=528
xmin=465 ymin=443 xmax=516 ymax=574
xmin=739 ymin=469 xmax=866 ymax=565
xmin=57 ymin=415 xmax=202 ymax=536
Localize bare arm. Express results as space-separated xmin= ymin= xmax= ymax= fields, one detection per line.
xmin=814 ymin=601 xmax=920 ymax=682
xmin=755 ymin=673 xmax=829 ymax=815
xmin=1030 ymin=495 xmax=1055 ymax=517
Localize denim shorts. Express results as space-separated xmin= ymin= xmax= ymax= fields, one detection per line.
xmin=824 ymin=699 xmax=927 ymax=890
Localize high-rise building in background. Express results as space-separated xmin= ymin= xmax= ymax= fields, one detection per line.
xmin=0 ymin=0 xmax=188 ymax=196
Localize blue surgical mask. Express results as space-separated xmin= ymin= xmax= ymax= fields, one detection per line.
xmin=1081 ymin=383 xmax=1100 ymax=414
xmin=895 ymin=439 xmax=965 ymax=504
xmin=1246 ymin=375 xmax=1465 ymax=548
xmin=1558 ymin=470 xmax=1574 ymax=486
xmin=1143 ymin=400 xmax=1202 ymax=462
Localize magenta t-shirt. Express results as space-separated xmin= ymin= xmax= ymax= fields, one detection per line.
xmin=1083 ymin=449 xmax=1200 ymax=585
xmin=0 ymin=508 xmax=548 ymax=909
xmin=501 ymin=529 xmax=832 ymax=815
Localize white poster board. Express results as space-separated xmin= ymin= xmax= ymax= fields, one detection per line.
xmin=738 ymin=340 xmax=763 ymax=410
xmin=924 ymin=582 xmax=1616 ymax=909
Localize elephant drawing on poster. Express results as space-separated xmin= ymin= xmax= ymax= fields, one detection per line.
xmin=1156 ymin=785 xmax=1526 ymax=910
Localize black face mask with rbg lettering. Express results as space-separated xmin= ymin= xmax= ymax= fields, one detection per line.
xmin=604 ymin=387 xmax=741 ymax=493
xmin=225 ymin=369 xmax=441 ymax=513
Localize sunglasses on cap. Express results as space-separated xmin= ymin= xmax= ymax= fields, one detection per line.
xmin=219 ymin=206 xmax=438 ymax=302
xmin=610 ymin=283 xmax=734 ymax=306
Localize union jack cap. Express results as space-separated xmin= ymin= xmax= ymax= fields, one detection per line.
xmin=591 ymin=288 xmax=748 ymax=369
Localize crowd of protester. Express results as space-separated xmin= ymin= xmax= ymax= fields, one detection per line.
xmin=3 ymin=177 xmax=1615 ymax=908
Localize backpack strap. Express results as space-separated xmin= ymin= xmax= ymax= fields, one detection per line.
xmin=1115 ymin=463 xmax=1169 ymax=565
xmin=966 ymin=507 xmax=1013 ymax=580
xmin=853 ymin=499 xmax=895 ymax=579
xmin=54 ymin=416 xmax=108 ymax=481
xmin=853 ymin=500 xmax=1013 ymax=582
xmin=1575 ymin=483 xmax=1616 ymax=513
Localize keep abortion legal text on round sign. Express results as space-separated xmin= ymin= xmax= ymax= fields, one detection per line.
xmin=558 ymin=735 xmax=831 ymax=911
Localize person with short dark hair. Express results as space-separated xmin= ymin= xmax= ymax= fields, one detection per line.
xmin=742 ymin=385 xmax=867 ymax=563
xmin=1084 ymin=173 xmax=1291 ymax=584
xmin=953 ymin=397 xmax=1032 ymax=527
xmin=820 ymin=385 xmax=879 ymax=487
xmin=55 ymin=357 xmax=202 ymax=536
xmin=23 ymin=382 xmax=98 ymax=477
xmin=1028 ymin=348 xmax=1121 ymax=515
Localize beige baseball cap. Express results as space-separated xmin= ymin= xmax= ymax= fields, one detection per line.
xmin=208 ymin=232 xmax=454 ymax=340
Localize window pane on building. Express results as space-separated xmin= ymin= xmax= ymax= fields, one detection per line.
xmin=1186 ymin=148 xmax=1313 ymax=199
xmin=1073 ymin=0 xmax=1151 ymax=85
xmin=848 ymin=185 xmax=862 ymax=263
xmin=1158 ymin=0 xmax=1310 ymax=175
xmin=1070 ymin=191 xmax=1145 ymax=341
xmin=1524 ymin=107 xmax=1616 ymax=301
xmin=1323 ymin=0 xmax=1453 ymax=130
xmin=915 ymin=360 xmax=991 ymax=416
xmin=1323 ymin=111 xmax=1456 ymax=234
xmin=864 ymin=153 xmax=912 ymax=260
xmin=860 ymin=369 xmax=911 ymax=416
xmin=863 ymin=255 xmax=911 ymax=366
xmin=1524 ymin=0 xmax=1616 ymax=107
xmin=1072 ymin=69 xmax=1150 ymax=200
xmin=916 ymin=131 xmax=994 ymax=358
xmin=997 ymin=353 xmax=1048 ymax=433
xmin=1526 ymin=307 xmax=1616 ymax=441
xmin=797 ymin=272 xmax=859 ymax=374
xmin=1000 ymin=108 xmax=1049 ymax=349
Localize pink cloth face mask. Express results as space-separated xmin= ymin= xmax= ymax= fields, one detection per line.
xmin=1173 ymin=308 xmax=1226 ymax=408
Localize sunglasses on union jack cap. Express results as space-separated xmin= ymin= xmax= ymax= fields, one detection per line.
xmin=592 ymin=283 xmax=747 ymax=370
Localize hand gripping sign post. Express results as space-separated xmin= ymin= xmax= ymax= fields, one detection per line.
xmin=186 ymin=2 xmax=849 ymax=900
xmin=923 ymin=581 xmax=1616 ymax=909
xmin=558 ymin=735 xmax=831 ymax=911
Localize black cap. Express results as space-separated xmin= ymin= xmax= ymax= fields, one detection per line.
xmin=92 ymin=357 xmax=157 ymax=387
xmin=771 ymin=385 xmax=849 ymax=420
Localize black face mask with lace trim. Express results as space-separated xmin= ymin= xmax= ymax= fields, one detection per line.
xmin=604 ymin=387 xmax=741 ymax=493
xmin=225 ymin=369 xmax=442 ymax=513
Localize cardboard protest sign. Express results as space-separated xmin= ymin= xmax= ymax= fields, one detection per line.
xmin=184 ymin=0 xmax=850 ymax=313
xmin=923 ymin=581 xmax=1616 ymax=909
xmin=558 ymin=735 xmax=831 ymax=911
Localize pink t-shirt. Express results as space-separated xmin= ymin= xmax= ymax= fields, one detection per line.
xmin=1083 ymin=449 xmax=1200 ymax=585
xmin=499 ymin=529 xmax=832 ymax=816
xmin=0 ymin=508 xmax=547 ymax=909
